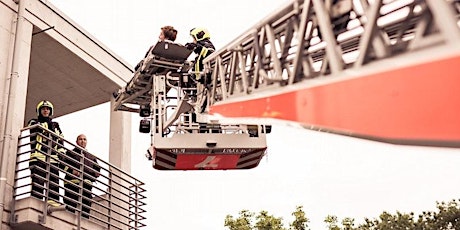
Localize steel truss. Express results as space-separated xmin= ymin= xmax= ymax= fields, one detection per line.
xmin=203 ymin=0 xmax=460 ymax=105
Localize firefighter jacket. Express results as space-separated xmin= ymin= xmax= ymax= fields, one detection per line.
xmin=62 ymin=147 xmax=101 ymax=184
xmin=28 ymin=116 xmax=65 ymax=164
xmin=192 ymin=39 xmax=215 ymax=81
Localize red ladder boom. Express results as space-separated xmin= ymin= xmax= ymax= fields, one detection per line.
xmin=204 ymin=0 xmax=460 ymax=147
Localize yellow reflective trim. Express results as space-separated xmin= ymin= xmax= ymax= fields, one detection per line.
xmin=30 ymin=150 xmax=58 ymax=163
xmin=194 ymin=47 xmax=209 ymax=79
xmin=31 ymin=122 xmax=60 ymax=163
xmin=65 ymin=179 xmax=80 ymax=184
xmin=200 ymin=47 xmax=208 ymax=57
xmin=195 ymin=57 xmax=202 ymax=80
xmin=30 ymin=151 xmax=45 ymax=162
xmin=47 ymin=200 xmax=61 ymax=207
xmin=36 ymin=142 xmax=42 ymax=150
xmin=64 ymin=179 xmax=92 ymax=185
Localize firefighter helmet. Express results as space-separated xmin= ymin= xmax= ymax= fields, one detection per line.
xmin=36 ymin=100 xmax=54 ymax=116
xmin=190 ymin=28 xmax=210 ymax=41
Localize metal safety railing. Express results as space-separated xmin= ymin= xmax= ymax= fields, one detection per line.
xmin=12 ymin=124 xmax=147 ymax=229
xmin=203 ymin=0 xmax=460 ymax=105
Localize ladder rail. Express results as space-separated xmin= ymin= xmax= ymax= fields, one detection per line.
xmin=203 ymin=0 xmax=460 ymax=106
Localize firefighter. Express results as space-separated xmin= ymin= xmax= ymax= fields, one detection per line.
xmin=185 ymin=27 xmax=216 ymax=83
xmin=62 ymin=134 xmax=101 ymax=219
xmin=184 ymin=28 xmax=216 ymax=114
xmin=318 ymin=0 xmax=353 ymax=39
xmin=28 ymin=100 xmax=65 ymax=207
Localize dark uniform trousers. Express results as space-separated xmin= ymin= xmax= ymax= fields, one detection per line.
xmin=64 ymin=180 xmax=94 ymax=219
xmin=30 ymin=160 xmax=60 ymax=202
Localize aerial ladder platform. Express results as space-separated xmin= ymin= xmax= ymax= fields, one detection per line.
xmin=203 ymin=0 xmax=460 ymax=148
xmin=113 ymin=41 xmax=270 ymax=170
xmin=114 ymin=0 xmax=460 ymax=171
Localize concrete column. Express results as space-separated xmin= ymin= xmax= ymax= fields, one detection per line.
xmin=109 ymin=98 xmax=131 ymax=172
xmin=108 ymin=98 xmax=131 ymax=229
xmin=0 ymin=1 xmax=33 ymax=229
xmin=0 ymin=4 xmax=16 ymax=127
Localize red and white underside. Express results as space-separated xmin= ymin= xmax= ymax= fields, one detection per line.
xmin=210 ymin=46 xmax=460 ymax=147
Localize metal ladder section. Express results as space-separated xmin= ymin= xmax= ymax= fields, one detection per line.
xmin=203 ymin=0 xmax=460 ymax=105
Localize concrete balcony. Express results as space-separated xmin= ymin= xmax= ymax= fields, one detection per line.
xmin=10 ymin=125 xmax=147 ymax=230
xmin=11 ymin=197 xmax=106 ymax=230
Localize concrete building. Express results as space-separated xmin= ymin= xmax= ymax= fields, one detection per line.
xmin=0 ymin=0 xmax=145 ymax=229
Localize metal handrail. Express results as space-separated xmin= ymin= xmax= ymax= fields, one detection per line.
xmin=12 ymin=124 xmax=147 ymax=229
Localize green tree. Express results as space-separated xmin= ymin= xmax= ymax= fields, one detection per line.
xmin=255 ymin=210 xmax=285 ymax=230
xmin=358 ymin=211 xmax=417 ymax=230
xmin=290 ymin=206 xmax=310 ymax=230
xmin=225 ymin=206 xmax=309 ymax=230
xmin=225 ymin=199 xmax=460 ymax=230
xmin=225 ymin=210 xmax=254 ymax=230
xmin=357 ymin=199 xmax=460 ymax=230
xmin=324 ymin=215 xmax=340 ymax=230
xmin=341 ymin=217 xmax=354 ymax=230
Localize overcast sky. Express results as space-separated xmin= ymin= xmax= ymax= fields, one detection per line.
xmin=48 ymin=0 xmax=460 ymax=229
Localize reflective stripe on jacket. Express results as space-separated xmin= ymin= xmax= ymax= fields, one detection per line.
xmin=28 ymin=119 xmax=64 ymax=164
xmin=193 ymin=39 xmax=215 ymax=80
xmin=64 ymin=178 xmax=93 ymax=185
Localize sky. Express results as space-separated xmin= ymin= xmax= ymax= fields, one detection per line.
xmin=47 ymin=0 xmax=460 ymax=229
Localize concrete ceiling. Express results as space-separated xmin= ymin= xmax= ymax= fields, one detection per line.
xmin=25 ymin=26 xmax=128 ymax=123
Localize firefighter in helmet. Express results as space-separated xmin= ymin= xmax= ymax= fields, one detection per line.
xmin=28 ymin=100 xmax=65 ymax=206
xmin=185 ymin=27 xmax=216 ymax=83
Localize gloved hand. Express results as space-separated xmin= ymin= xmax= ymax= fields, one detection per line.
xmin=185 ymin=42 xmax=197 ymax=51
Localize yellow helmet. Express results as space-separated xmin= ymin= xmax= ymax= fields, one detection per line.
xmin=36 ymin=100 xmax=54 ymax=116
xmin=190 ymin=28 xmax=210 ymax=41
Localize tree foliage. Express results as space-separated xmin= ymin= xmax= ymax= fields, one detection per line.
xmin=225 ymin=199 xmax=460 ymax=230
xmin=254 ymin=210 xmax=284 ymax=230
xmin=290 ymin=206 xmax=310 ymax=230
xmin=353 ymin=199 xmax=460 ymax=230
xmin=225 ymin=210 xmax=254 ymax=230
xmin=225 ymin=206 xmax=309 ymax=230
